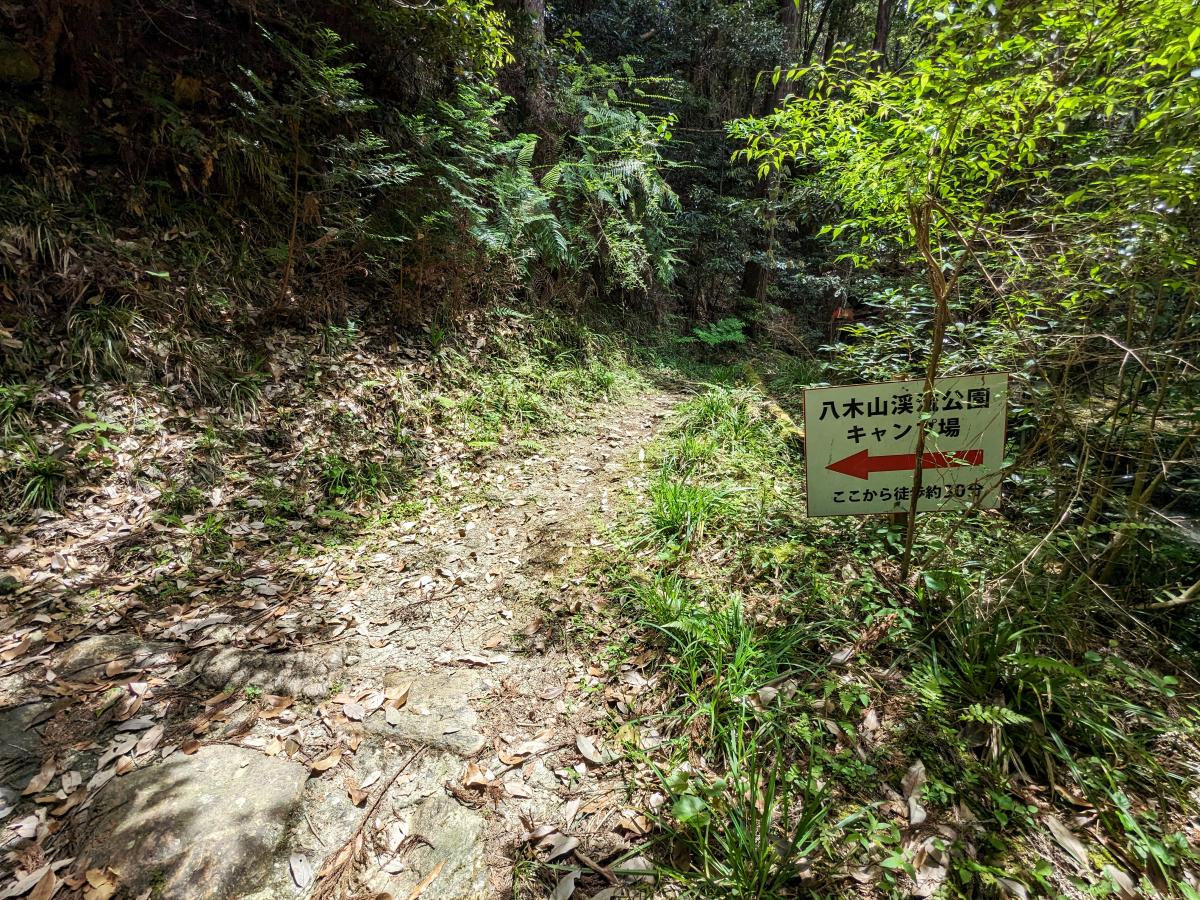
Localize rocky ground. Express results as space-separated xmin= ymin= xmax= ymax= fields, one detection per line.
xmin=0 ymin=387 xmax=685 ymax=900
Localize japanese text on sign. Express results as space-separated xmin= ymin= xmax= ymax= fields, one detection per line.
xmin=803 ymin=374 xmax=1008 ymax=517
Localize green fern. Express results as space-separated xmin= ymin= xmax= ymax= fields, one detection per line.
xmin=962 ymin=704 xmax=1034 ymax=727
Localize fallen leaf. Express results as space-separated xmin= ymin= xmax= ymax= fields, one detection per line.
xmin=575 ymin=734 xmax=612 ymax=766
xmin=2 ymin=865 xmax=49 ymax=899
xmin=346 ymin=777 xmax=368 ymax=806
xmin=1 ymin=638 xmax=31 ymax=662
xmin=384 ymin=682 xmax=411 ymax=707
xmin=997 ymin=877 xmax=1029 ymax=900
xmin=903 ymin=759 xmax=927 ymax=825
xmin=540 ymin=832 xmax=579 ymax=860
xmin=22 ymin=759 xmax=56 ymax=796
xmin=342 ymin=702 xmax=365 ymax=722
xmin=51 ymin=787 xmax=86 ymax=816
xmin=1046 ymin=815 xmax=1090 ymax=871
xmin=901 ymin=760 xmax=926 ymax=800
xmin=28 ymin=869 xmax=57 ymax=900
xmin=83 ymin=868 xmax=118 ymax=900
xmin=505 ymin=780 xmax=533 ymax=799
xmin=551 ymin=868 xmax=579 ymax=900
xmin=259 ymin=696 xmax=294 ymax=719
xmin=289 ymin=853 xmax=313 ymax=889
xmin=136 ymin=725 xmax=164 ymax=757
xmin=405 ymin=861 xmax=444 ymax=900
xmin=462 ymin=762 xmax=491 ymax=789
xmin=311 ymin=748 xmax=343 ymax=773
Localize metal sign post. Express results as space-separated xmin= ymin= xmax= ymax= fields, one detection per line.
xmin=803 ymin=374 xmax=1008 ymax=518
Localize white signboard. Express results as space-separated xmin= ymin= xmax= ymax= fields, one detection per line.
xmin=803 ymin=374 xmax=1008 ymax=517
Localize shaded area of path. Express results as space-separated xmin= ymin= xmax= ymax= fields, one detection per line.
xmin=0 ymin=388 xmax=684 ymax=899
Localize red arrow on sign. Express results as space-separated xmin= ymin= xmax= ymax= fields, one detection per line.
xmin=826 ymin=448 xmax=984 ymax=481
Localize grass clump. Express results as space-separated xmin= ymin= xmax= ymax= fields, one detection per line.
xmin=319 ymin=454 xmax=407 ymax=503
xmin=597 ymin=381 xmax=1200 ymax=898
xmin=5 ymin=442 xmax=67 ymax=511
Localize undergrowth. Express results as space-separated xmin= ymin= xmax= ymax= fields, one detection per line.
xmin=596 ymin=383 xmax=1200 ymax=898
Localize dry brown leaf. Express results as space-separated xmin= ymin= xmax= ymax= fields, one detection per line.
xmin=462 ymin=762 xmax=491 ymax=789
xmin=311 ymin=748 xmax=342 ymax=773
xmin=180 ymin=740 xmax=201 ymax=755
xmin=550 ymin=869 xmax=579 ymax=900
xmin=1046 ymin=815 xmax=1090 ymax=871
xmin=505 ymin=780 xmax=533 ymax=799
xmin=259 ymin=696 xmax=293 ymax=719
xmin=2 ymin=637 xmax=31 ymax=662
xmin=405 ymin=861 xmax=444 ymax=900
xmin=498 ymin=748 xmax=528 ymax=766
xmin=540 ymin=832 xmax=579 ymax=860
xmin=28 ymin=869 xmax=58 ymax=900
xmin=22 ymin=758 xmax=56 ymax=796
xmin=289 ymin=853 xmax=313 ymax=889
xmin=52 ymin=787 xmax=86 ymax=817
xmin=113 ymin=693 xmax=143 ymax=722
xmin=3 ymin=864 xmax=50 ymax=899
xmin=83 ymin=868 xmax=118 ymax=900
xmin=342 ymin=702 xmax=365 ymax=722
xmin=135 ymin=725 xmax=164 ymax=757
xmin=263 ymin=737 xmax=283 ymax=757
xmin=345 ymin=777 xmax=368 ymax=806
xmin=575 ymin=734 xmax=612 ymax=766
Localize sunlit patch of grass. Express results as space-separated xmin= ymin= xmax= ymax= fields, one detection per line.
xmin=6 ymin=442 xmax=67 ymax=511
xmin=598 ymin=380 xmax=1200 ymax=896
xmin=646 ymin=475 xmax=735 ymax=548
xmin=319 ymin=454 xmax=408 ymax=503
xmin=657 ymin=729 xmax=829 ymax=897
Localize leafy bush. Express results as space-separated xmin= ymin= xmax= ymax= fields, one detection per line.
xmin=689 ymin=317 xmax=747 ymax=350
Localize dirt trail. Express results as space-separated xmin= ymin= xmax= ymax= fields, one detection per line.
xmin=0 ymin=388 xmax=684 ymax=900
xmin=328 ymin=387 xmax=684 ymax=897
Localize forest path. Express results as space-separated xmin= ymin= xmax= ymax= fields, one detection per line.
xmin=315 ymin=385 xmax=685 ymax=898
xmin=1 ymin=387 xmax=686 ymax=900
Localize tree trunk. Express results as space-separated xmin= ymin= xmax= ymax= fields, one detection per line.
xmin=871 ymin=0 xmax=895 ymax=67
xmin=741 ymin=0 xmax=804 ymax=309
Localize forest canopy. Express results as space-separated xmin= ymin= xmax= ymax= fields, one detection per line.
xmin=1 ymin=0 xmax=1199 ymax=896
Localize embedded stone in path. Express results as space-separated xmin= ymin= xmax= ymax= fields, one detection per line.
xmin=56 ymin=634 xmax=180 ymax=679
xmin=364 ymin=671 xmax=487 ymax=755
xmin=78 ymin=745 xmax=307 ymax=899
xmin=364 ymin=751 xmax=490 ymax=899
xmin=189 ymin=646 xmax=344 ymax=697
xmin=0 ymin=701 xmax=51 ymax=790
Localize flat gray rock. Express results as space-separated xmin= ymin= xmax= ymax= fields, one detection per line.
xmin=78 ymin=745 xmax=307 ymax=899
xmin=189 ymin=647 xmax=343 ymax=696
xmin=0 ymin=702 xmax=52 ymax=790
xmin=366 ymin=751 xmax=490 ymax=899
xmin=364 ymin=671 xmax=486 ymax=755
xmin=56 ymin=634 xmax=179 ymax=679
